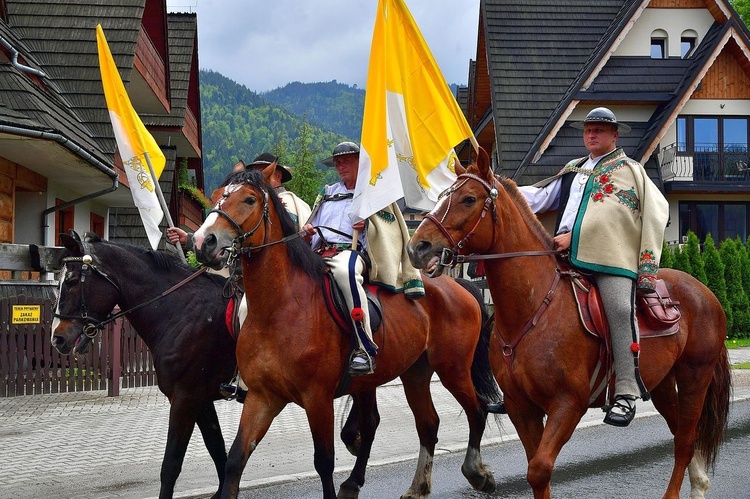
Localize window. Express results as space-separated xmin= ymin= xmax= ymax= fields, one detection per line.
xmin=676 ymin=115 xmax=750 ymax=180
xmin=681 ymin=30 xmax=698 ymax=59
xmin=679 ymin=201 xmax=748 ymax=243
xmin=651 ymin=29 xmax=668 ymax=59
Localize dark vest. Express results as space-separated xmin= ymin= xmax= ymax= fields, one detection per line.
xmin=554 ymin=172 xmax=577 ymax=234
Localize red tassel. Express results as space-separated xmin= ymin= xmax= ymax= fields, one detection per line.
xmin=351 ymin=307 xmax=365 ymax=321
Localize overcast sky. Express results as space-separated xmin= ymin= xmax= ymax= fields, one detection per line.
xmin=166 ymin=0 xmax=480 ymax=93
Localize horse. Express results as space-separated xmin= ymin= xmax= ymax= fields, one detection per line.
xmin=51 ymin=231 xmax=237 ymax=499
xmin=406 ymin=149 xmax=731 ymax=499
xmin=192 ymin=167 xmax=502 ymax=499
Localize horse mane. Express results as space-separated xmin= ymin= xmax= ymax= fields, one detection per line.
xmin=86 ymin=235 xmax=226 ymax=287
xmin=496 ymin=175 xmax=554 ymax=250
xmin=223 ymin=169 xmax=327 ymax=280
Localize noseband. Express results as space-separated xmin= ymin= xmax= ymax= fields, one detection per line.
xmin=54 ymin=251 xmax=120 ymax=339
xmin=423 ymin=173 xmax=498 ymax=270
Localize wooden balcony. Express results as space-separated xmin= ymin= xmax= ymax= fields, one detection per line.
xmin=177 ymin=190 xmax=206 ymax=232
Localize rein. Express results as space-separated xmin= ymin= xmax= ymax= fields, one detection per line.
xmin=55 ymin=253 xmax=208 ymax=338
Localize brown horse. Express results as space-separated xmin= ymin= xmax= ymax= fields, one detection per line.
xmin=192 ymin=167 xmax=501 ymax=499
xmin=407 ymin=149 xmax=731 ymax=499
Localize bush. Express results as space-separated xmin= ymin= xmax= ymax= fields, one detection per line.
xmin=685 ymin=231 xmax=708 ymax=285
xmin=659 ymin=239 xmax=674 ymax=269
xmin=703 ymin=233 xmax=731 ymax=332
xmin=720 ymin=238 xmax=748 ymax=337
xmin=672 ymin=246 xmax=692 ymax=275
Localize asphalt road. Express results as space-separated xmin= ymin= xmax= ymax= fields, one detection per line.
xmin=240 ymin=398 xmax=750 ymax=498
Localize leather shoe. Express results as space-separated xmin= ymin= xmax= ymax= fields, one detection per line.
xmin=603 ymin=395 xmax=637 ymax=427
xmin=349 ymin=350 xmax=374 ymax=376
xmin=219 ymin=383 xmax=247 ymax=403
xmin=486 ymin=401 xmax=506 ymax=414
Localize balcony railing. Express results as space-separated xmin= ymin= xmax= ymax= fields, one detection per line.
xmin=660 ymin=143 xmax=750 ymax=183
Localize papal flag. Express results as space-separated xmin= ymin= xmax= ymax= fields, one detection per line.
xmin=96 ymin=24 xmax=165 ymax=249
xmin=350 ymin=0 xmax=478 ymax=222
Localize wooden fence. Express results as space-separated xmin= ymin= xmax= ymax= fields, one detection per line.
xmin=0 ymin=283 xmax=157 ymax=398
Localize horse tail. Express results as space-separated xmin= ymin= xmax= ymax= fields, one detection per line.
xmin=696 ymin=346 xmax=732 ymax=470
xmin=454 ymin=278 xmax=502 ymax=405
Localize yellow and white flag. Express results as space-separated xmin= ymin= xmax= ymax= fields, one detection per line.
xmin=351 ymin=0 xmax=478 ymax=222
xmin=96 ymin=24 xmax=165 ymax=249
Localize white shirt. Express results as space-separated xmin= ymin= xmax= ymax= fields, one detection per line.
xmin=310 ymin=182 xmax=367 ymax=250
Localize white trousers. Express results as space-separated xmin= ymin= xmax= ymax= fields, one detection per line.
xmin=326 ymin=250 xmax=375 ymax=354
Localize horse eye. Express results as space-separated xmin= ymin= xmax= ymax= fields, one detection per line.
xmin=66 ymin=276 xmax=80 ymax=287
xmin=244 ymin=196 xmax=256 ymax=206
xmin=462 ymin=195 xmax=477 ymax=205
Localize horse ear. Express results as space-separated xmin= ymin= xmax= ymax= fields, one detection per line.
xmin=453 ymin=156 xmax=467 ymax=176
xmin=477 ymin=147 xmax=492 ymax=181
xmin=232 ymin=160 xmax=245 ymax=172
xmin=60 ymin=233 xmax=84 ymax=256
xmin=262 ymin=161 xmax=276 ymax=182
xmin=83 ymin=232 xmax=101 ymax=244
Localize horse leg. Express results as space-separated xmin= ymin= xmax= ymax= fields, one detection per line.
xmin=661 ymin=364 xmax=715 ymax=499
xmin=433 ymin=366 xmax=494 ymax=492
xmin=304 ymin=398 xmax=338 ymax=499
xmin=221 ymin=394 xmax=286 ymax=499
xmin=340 ymin=395 xmax=364 ymax=456
xmin=337 ymin=390 xmax=379 ymax=499
xmin=399 ymin=357 xmax=439 ymax=499
xmin=521 ymin=401 xmax=586 ymax=499
xmin=195 ymin=402 xmax=228 ymax=499
xmin=158 ymin=400 xmax=200 ymax=499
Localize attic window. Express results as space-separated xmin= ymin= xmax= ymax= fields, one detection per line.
xmin=681 ymin=30 xmax=698 ymax=59
xmin=650 ymin=29 xmax=668 ymax=59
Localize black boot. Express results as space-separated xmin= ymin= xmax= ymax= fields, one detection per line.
xmin=219 ymin=379 xmax=247 ymax=403
xmin=603 ymin=395 xmax=637 ymax=427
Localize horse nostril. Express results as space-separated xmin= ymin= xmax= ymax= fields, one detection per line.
xmin=51 ymin=335 xmax=63 ymax=347
xmin=416 ymin=240 xmax=432 ymax=259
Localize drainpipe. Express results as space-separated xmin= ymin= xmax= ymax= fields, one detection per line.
xmin=0 ymin=124 xmax=119 ymax=245
xmin=0 ymin=34 xmax=48 ymax=79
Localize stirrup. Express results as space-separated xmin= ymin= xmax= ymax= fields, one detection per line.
xmin=219 ymin=377 xmax=246 ymax=403
xmin=486 ymin=400 xmax=506 ymax=414
xmin=603 ymin=395 xmax=637 ymax=427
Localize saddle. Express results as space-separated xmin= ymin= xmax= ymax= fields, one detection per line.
xmin=571 ymin=275 xmax=681 ymax=340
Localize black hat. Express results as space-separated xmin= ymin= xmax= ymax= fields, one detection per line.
xmin=571 ymin=107 xmax=631 ymax=133
xmin=248 ymin=152 xmax=292 ymax=183
xmin=321 ymin=141 xmax=360 ymax=167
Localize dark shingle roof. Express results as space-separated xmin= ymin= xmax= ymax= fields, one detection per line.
xmin=484 ymin=0 xmax=632 ymax=178
xmin=578 ymin=57 xmax=693 ymax=101
xmin=6 ymin=0 xmax=146 ymax=155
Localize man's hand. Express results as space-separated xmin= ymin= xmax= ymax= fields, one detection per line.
xmin=553 ymin=231 xmax=572 ymax=251
xmin=166 ymin=227 xmax=187 ymax=245
xmin=301 ymin=223 xmax=315 ymax=243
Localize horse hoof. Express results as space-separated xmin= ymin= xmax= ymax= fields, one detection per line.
xmin=344 ymin=434 xmax=361 ymax=457
xmin=461 ymin=464 xmax=496 ymax=493
xmin=337 ymin=481 xmax=360 ymax=499
xmin=400 ymin=491 xmax=428 ymax=499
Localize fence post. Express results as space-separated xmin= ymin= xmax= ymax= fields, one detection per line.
xmin=108 ymin=321 xmax=121 ymax=397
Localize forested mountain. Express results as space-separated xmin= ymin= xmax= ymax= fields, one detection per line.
xmin=198 ymin=70 xmax=463 ymax=202
xmin=199 ymin=70 xmax=353 ymax=197
xmin=262 ymin=81 xmax=365 ymax=140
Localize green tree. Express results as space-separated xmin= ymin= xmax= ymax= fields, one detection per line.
xmin=685 ymin=231 xmax=708 ymax=285
xmin=732 ymin=0 xmax=750 ymax=26
xmin=672 ymin=245 xmax=692 ymax=275
xmin=720 ymin=238 xmax=748 ymax=337
xmin=659 ymin=239 xmax=674 ymax=269
xmin=703 ymin=234 xmax=731 ymax=332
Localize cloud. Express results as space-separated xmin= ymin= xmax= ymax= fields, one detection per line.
xmin=167 ymin=0 xmax=479 ymax=92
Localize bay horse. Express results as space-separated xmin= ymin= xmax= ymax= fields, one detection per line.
xmin=407 ymin=149 xmax=731 ymax=499
xmin=51 ymin=231 xmax=236 ymax=499
xmin=193 ymin=168 xmax=501 ymax=499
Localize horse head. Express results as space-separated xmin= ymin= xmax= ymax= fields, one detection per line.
xmin=408 ymin=148 xmax=499 ymax=276
xmin=193 ymin=166 xmax=278 ymax=269
xmin=51 ymin=230 xmax=120 ymax=355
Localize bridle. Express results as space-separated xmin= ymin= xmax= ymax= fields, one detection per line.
xmin=423 ymin=172 xmax=560 ymax=276
xmin=54 ymin=243 xmax=207 ymax=339
xmin=207 ymin=181 xmax=308 ymax=296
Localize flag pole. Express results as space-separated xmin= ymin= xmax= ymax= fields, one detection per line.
xmin=143 ymin=151 xmax=187 ymax=263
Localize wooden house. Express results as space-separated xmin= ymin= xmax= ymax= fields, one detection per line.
xmin=0 ymin=0 xmax=204 ymax=272
xmin=462 ymin=0 xmax=750 ymax=245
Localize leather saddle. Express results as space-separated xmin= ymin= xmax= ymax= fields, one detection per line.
xmin=571 ymin=275 xmax=681 ymax=341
